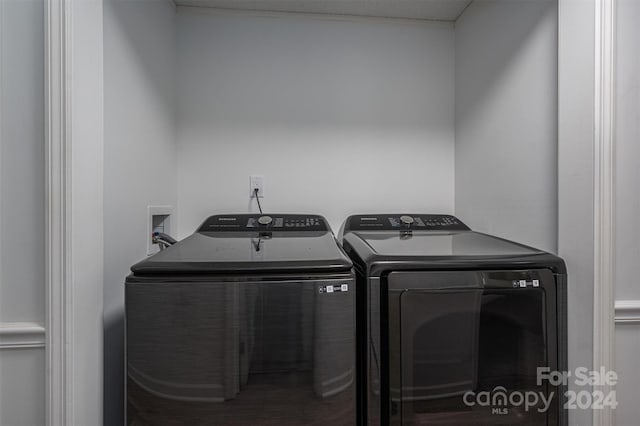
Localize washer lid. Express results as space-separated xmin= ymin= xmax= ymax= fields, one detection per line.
xmin=131 ymin=214 xmax=352 ymax=275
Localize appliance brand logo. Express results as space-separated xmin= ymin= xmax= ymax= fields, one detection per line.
xmin=218 ymin=218 xmax=237 ymax=221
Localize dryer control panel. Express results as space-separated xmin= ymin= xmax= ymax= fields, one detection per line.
xmin=343 ymin=214 xmax=470 ymax=232
xmin=198 ymin=214 xmax=328 ymax=232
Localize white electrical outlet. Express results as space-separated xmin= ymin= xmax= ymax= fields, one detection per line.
xmin=249 ymin=175 xmax=264 ymax=198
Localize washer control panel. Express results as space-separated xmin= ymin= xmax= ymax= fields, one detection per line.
xmin=345 ymin=214 xmax=469 ymax=232
xmin=198 ymin=214 xmax=327 ymax=232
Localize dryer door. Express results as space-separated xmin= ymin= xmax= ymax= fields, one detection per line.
xmin=386 ymin=270 xmax=559 ymax=426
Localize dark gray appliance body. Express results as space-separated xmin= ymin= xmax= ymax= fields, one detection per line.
xmin=126 ymin=214 xmax=356 ymax=426
xmin=340 ymin=214 xmax=567 ymax=426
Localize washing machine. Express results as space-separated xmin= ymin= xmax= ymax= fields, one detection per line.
xmin=126 ymin=214 xmax=356 ymax=425
xmin=339 ymin=214 xmax=567 ymax=426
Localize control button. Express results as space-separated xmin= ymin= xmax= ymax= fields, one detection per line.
xmin=519 ymin=280 xmax=527 ymax=288
xmin=400 ymin=215 xmax=415 ymax=225
xmin=532 ymin=280 xmax=540 ymax=287
xmin=258 ymin=216 xmax=273 ymax=225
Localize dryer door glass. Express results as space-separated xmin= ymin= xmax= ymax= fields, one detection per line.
xmin=387 ymin=270 xmax=558 ymax=426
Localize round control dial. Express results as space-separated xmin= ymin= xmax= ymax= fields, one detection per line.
xmin=258 ymin=215 xmax=273 ymax=225
xmin=400 ymin=215 xmax=415 ymax=225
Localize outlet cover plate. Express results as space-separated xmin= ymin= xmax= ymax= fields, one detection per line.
xmin=249 ymin=175 xmax=264 ymax=198
xmin=147 ymin=205 xmax=174 ymax=256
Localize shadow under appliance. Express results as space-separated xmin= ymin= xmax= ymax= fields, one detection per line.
xmin=126 ymin=214 xmax=356 ymax=425
xmin=339 ymin=214 xmax=567 ymax=426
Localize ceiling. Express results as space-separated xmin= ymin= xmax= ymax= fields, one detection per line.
xmin=173 ymin=0 xmax=474 ymax=21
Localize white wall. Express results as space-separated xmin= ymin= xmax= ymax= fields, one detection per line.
xmin=176 ymin=8 xmax=455 ymax=235
xmin=614 ymin=0 xmax=640 ymax=302
xmin=71 ymin=0 xmax=106 ymax=422
xmin=0 ymin=0 xmax=45 ymax=424
xmin=0 ymin=0 xmax=45 ymax=325
xmin=0 ymin=349 xmax=45 ymax=426
xmin=454 ymin=0 xmax=558 ymax=253
xmin=103 ymin=0 xmax=177 ymax=424
xmin=614 ymin=0 xmax=640 ymax=423
xmin=558 ymin=0 xmax=596 ymax=425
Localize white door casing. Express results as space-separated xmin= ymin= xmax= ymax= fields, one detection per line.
xmin=44 ymin=0 xmax=72 ymax=423
xmin=593 ymin=0 xmax=616 ymax=426
xmin=45 ymin=0 xmax=104 ymax=425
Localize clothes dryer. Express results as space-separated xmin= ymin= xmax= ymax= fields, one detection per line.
xmin=339 ymin=214 xmax=567 ymax=426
